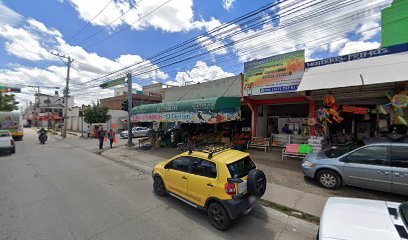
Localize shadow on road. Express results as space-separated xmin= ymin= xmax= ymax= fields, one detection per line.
xmin=150 ymin=190 xmax=282 ymax=239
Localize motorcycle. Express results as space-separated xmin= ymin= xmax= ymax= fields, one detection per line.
xmin=39 ymin=132 xmax=47 ymax=144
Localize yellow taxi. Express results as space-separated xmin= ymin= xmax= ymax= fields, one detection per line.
xmin=152 ymin=147 xmax=267 ymax=230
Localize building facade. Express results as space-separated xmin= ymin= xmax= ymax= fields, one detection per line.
xmin=28 ymin=92 xmax=74 ymax=128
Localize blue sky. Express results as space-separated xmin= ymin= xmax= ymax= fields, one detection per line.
xmin=0 ymin=0 xmax=391 ymax=106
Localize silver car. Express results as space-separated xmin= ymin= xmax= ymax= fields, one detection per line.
xmin=132 ymin=127 xmax=150 ymax=137
xmin=302 ymin=143 xmax=408 ymax=195
xmin=120 ymin=127 xmax=150 ymax=138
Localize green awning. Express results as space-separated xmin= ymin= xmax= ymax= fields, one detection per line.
xmin=130 ymin=97 xmax=241 ymax=123
xmin=131 ymin=97 xmax=240 ymax=114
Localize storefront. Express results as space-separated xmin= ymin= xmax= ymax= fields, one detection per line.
xmin=242 ymin=50 xmax=315 ymax=146
xmin=130 ymin=97 xmax=243 ymax=147
xmin=297 ymin=43 xmax=408 ymax=144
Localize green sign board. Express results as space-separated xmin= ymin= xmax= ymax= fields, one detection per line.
xmin=130 ymin=97 xmax=241 ymax=123
xmin=131 ymin=97 xmax=240 ymax=114
xmin=100 ymin=77 xmax=126 ymax=89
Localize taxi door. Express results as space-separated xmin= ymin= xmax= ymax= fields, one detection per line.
xmin=164 ymin=157 xmax=191 ymax=200
xmin=187 ymin=157 xmax=217 ymax=207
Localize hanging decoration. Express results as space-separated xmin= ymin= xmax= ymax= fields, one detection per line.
xmin=381 ymin=88 xmax=408 ymax=125
xmin=321 ymin=95 xmax=343 ymax=124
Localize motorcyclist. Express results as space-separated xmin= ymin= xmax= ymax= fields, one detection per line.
xmin=38 ymin=128 xmax=48 ymax=143
xmin=38 ymin=128 xmax=47 ymax=135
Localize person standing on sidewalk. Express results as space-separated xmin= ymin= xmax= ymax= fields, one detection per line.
xmin=107 ymin=129 xmax=115 ymax=148
xmin=98 ymin=127 xmax=106 ymax=149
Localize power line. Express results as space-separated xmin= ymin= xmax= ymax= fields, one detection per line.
xmin=75 ymin=0 xmax=372 ymax=88
xmin=70 ymin=0 xmax=395 ymax=94
xmin=72 ymin=0 xmax=287 ymax=86
xmin=67 ymin=0 xmax=114 ymax=42
xmin=109 ymin=0 xmax=370 ymax=80
xmin=73 ymin=0 xmax=146 ymax=47
xmin=83 ymin=0 xmax=174 ymax=50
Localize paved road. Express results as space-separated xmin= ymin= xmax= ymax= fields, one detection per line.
xmin=0 ymin=129 xmax=315 ymax=240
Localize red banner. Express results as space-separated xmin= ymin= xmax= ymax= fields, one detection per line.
xmin=342 ymin=105 xmax=369 ymax=114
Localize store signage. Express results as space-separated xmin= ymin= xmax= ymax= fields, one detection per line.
xmin=306 ymin=42 xmax=408 ymax=68
xmin=243 ymin=50 xmax=305 ymax=96
xmin=342 ymin=105 xmax=369 ymax=114
xmin=100 ymin=77 xmax=126 ymax=89
xmin=131 ymin=110 xmax=240 ymax=124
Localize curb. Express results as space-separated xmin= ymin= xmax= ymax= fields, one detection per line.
xmin=101 ymin=151 xmax=152 ymax=174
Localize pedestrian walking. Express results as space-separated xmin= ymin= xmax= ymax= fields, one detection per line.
xmin=98 ymin=127 xmax=106 ymax=149
xmin=108 ymin=129 xmax=115 ymax=148
xmin=87 ymin=126 xmax=91 ymax=138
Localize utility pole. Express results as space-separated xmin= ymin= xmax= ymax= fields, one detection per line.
xmin=127 ymin=72 xmax=134 ymax=147
xmin=47 ymin=96 xmax=51 ymax=130
xmin=51 ymin=52 xmax=74 ymax=139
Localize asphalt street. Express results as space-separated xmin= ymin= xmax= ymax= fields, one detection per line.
xmin=0 ymin=129 xmax=315 ymax=240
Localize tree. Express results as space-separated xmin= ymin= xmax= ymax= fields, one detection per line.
xmin=0 ymin=94 xmax=19 ymax=112
xmin=83 ymin=102 xmax=111 ymax=125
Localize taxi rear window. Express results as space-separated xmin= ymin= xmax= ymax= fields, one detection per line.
xmin=227 ymin=156 xmax=255 ymax=178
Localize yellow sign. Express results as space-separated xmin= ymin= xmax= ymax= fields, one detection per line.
xmin=243 ymin=50 xmax=305 ymax=96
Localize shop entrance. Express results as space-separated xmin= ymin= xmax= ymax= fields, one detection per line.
xmin=257 ymin=103 xmax=310 ymax=137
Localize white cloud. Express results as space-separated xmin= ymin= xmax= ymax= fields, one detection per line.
xmin=27 ymin=18 xmax=62 ymax=37
xmin=166 ymin=61 xmax=234 ymax=86
xmin=226 ymin=0 xmax=390 ymax=62
xmin=223 ymin=0 xmax=235 ymax=11
xmin=329 ymin=38 xmax=349 ymax=53
xmin=0 ymin=17 xmax=169 ymax=106
xmin=198 ymin=35 xmax=228 ymax=55
xmin=0 ymin=25 xmax=51 ymax=61
xmin=339 ymin=41 xmax=381 ymax=55
xmin=357 ymin=21 xmax=381 ymax=41
xmin=0 ymin=1 xmax=23 ymax=26
xmin=68 ymin=0 xmax=220 ymax=33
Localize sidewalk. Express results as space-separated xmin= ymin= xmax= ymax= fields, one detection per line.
xmin=101 ymin=146 xmax=327 ymax=217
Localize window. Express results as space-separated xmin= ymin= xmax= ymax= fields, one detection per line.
xmin=391 ymin=146 xmax=408 ymax=168
xmin=191 ymin=158 xmax=217 ymax=178
xmin=169 ymin=157 xmax=190 ymax=172
xmin=347 ymin=146 xmax=388 ymax=166
xmin=0 ymin=131 xmax=10 ymax=137
xmin=227 ymin=156 xmax=256 ymax=178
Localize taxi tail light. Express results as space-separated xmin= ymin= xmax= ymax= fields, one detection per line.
xmin=224 ymin=183 xmax=236 ymax=195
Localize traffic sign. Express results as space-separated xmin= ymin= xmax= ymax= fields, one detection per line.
xmin=100 ymin=77 xmax=126 ymax=89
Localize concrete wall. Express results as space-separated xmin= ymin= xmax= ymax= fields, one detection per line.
xmin=163 ymin=75 xmax=242 ymax=102
xmin=66 ymin=107 xmax=82 ymax=132
xmin=106 ymin=110 xmax=128 ymax=132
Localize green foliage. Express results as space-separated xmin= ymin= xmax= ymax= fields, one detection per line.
xmin=83 ymin=102 xmax=111 ymax=125
xmin=0 ymin=94 xmax=19 ymax=111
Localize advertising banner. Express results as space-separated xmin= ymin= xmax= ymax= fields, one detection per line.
xmin=243 ymin=50 xmax=305 ymax=96
xmin=131 ymin=110 xmax=240 ymax=124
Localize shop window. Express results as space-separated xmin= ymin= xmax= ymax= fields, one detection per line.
xmin=391 ymin=146 xmax=408 ymax=168
xmin=169 ymin=157 xmax=190 ymax=173
xmin=191 ymin=158 xmax=216 ymax=178
xmin=347 ymin=146 xmax=388 ymax=166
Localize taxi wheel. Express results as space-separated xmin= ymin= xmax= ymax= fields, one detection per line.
xmin=208 ymin=202 xmax=231 ymax=231
xmin=153 ymin=176 xmax=168 ymax=197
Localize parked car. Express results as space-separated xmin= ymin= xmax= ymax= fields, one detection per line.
xmin=301 ymin=143 xmax=408 ymax=195
xmin=318 ymin=197 xmax=408 ymax=240
xmin=152 ymin=147 xmax=267 ymax=230
xmin=0 ymin=130 xmax=15 ymax=154
xmin=132 ymin=127 xmax=150 ymax=137
xmin=120 ymin=127 xmax=150 ymax=138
